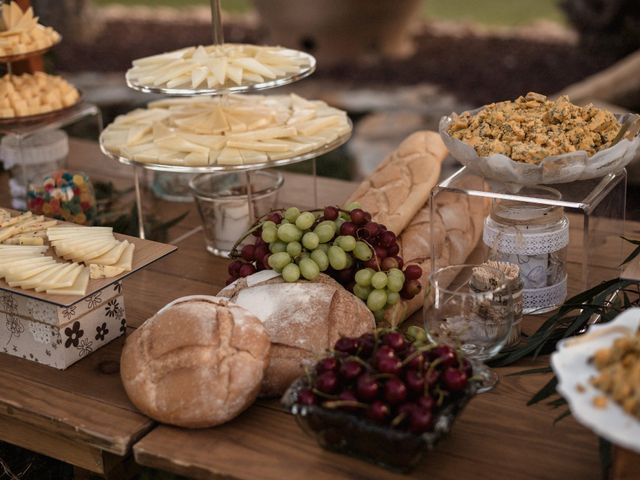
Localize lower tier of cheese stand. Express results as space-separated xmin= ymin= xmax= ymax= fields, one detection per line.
xmin=0 ymin=281 xmax=126 ymax=369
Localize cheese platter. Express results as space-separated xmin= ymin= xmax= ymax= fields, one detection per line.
xmin=0 ymin=208 xmax=177 ymax=307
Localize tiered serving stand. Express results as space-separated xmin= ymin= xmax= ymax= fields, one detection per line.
xmin=0 ymin=37 xmax=102 ymax=204
xmin=99 ymin=0 xmax=352 ymax=239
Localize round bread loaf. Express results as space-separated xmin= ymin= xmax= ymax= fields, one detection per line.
xmin=218 ymin=272 xmax=375 ymax=397
xmin=120 ymin=296 xmax=270 ymax=428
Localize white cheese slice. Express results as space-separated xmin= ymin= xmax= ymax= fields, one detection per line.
xmin=10 ymin=263 xmax=66 ymax=288
xmin=113 ymin=242 xmax=135 ymax=271
xmin=34 ymin=263 xmax=82 ymax=292
xmin=4 ymin=261 xmax=57 ymax=281
xmin=47 ymin=267 xmax=89 ymax=296
xmin=88 ymin=241 xmax=127 ymax=266
xmin=89 ymin=264 xmax=126 ymax=279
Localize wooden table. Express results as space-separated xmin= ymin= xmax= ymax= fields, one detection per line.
xmin=0 ymin=139 xmax=637 ymax=479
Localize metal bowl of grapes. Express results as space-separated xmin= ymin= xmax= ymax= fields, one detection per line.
xmin=282 ymin=328 xmax=480 ymax=472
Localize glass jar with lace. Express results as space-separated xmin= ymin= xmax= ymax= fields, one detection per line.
xmin=483 ymin=186 xmax=568 ymax=314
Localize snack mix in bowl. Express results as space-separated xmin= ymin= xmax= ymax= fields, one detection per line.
xmin=283 ymin=327 xmax=479 ymax=472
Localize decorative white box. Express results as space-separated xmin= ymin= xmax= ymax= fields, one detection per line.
xmin=0 ymin=282 xmax=126 ymax=369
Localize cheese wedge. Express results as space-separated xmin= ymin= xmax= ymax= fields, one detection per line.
xmin=9 ymin=263 xmax=66 ymax=288
xmin=34 ymin=263 xmax=82 ymax=292
xmin=89 ymin=241 xmax=127 ymax=266
xmin=47 ymin=267 xmax=89 ymax=296
xmin=4 ymin=261 xmax=57 ymax=281
xmin=89 ymin=264 xmax=126 ymax=279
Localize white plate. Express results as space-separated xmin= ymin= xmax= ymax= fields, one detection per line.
xmin=551 ymin=308 xmax=640 ymax=452
xmin=439 ymin=109 xmax=640 ymax=185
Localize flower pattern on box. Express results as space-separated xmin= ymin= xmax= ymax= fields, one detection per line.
xmin=64 ymin=321 xmax=84 ymax=348
xmin=0 ymin=293 xmax=17 ymax=312
xmin=95 ymin=322 xmax=109 ymax=341
xmin=113 ymin=282 xmax=122 ymax=294
xmin=85 ymin=292 xmax=103 ymax=310
xmin=105 ymin=299 xmax=121 ymax=318
xmin=120 ymin=318 xmax=127 ymax=334
xmin=62 ymin=305 xmax=77 ymax=320
xmin=29 ymin=322 xmax=54 ymax=344
xmin=78 ymin=337 xmax=93 ymax=357
xmin=25 ymin=298 xmax=55 ymax=323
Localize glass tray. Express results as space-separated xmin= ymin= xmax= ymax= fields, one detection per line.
xmin=99 ymin=120 xmax=352 ymax=173
xmin=125 ymin=51 xmax=316 ymax=97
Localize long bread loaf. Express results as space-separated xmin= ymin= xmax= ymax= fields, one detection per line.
xmin=383 ymin=187 xmax=486 ymax=326
xmin=345 ymin=131 xmax=446 ymax=234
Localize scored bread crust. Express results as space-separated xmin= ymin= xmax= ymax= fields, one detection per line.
xmin=120 ymin=296 xmax=270 ymax=428
xmin=345 ymin=131 xmax=446 ymax=234
xmin=218 ymin=273 xmax=375 ymax=397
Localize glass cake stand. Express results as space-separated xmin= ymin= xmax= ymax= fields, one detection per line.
xmin=102 ymin=0 xmax=351 ymax=240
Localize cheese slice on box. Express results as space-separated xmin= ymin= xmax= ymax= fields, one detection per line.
xmin=89 ymin=241 xmax=127 ymax=266
xmin=47 ymin=267 xmax=89 ymax=296
xmin=0 ymin=211 xmax=32 ymax=227
xmin=9 ymin=263 xmax=66 ymax=288
xmin=2 ymin=232 xmax=46 ymax=245
xmin=4 ymin=262 xmax=57 ymax=281
xmin=34 ymin=263 xmax=82 ymax=292
xmin=0 ymin=244 xmax=47 ymax=253
xmin=0 ymin=257 xmax=53 ymax=272
xmin=89 ymin=264 xmax=126 ymax=279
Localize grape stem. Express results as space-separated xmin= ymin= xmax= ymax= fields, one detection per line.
xmin=322 ymin=400 xmax=367 ymax=410
xmin=228 ymin=208 xmax=285 ymax=258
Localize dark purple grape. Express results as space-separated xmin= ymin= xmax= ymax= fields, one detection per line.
xmin=393 ymin=255 xmax=403 ymax=268
xmin=252 ymin=226 xmax=263 ymax=238
xmin=316 ymin=357 xmax=339 ymax=374
xmin=315 ymin=371 xmax=339 ymax=394
xmin=267 ymin=212 xmax=283 ymax=224
xmin=374 ymin=345 xmax=396 ymax=361
xmin=239 ymin=263 xmax=256 ymax=277
xmin=297 ymin=388 xmax=316 ymax=406
xmin=461 ymin=358 xmax=473 ymax=378
xmin=405 ymin=370 xmax=425 ymax=392
xmin=374 ymin=246 xmax=388 ymax=260
xmin=323 ymin=206 xmax=339 ymax=220
xmin=383 ymin=332 xmax=406 ymax=351
xmin=409 ymin=408 xmax=433 ymax=434
xmin=404 ymin=264 xmax=422 ymax=280
xmin=363 ymin=212 xmax=372 ymax=223
xmin=363 ymin=257 xmax=380 ymax=270
xmin=400 ymin=279 xmax=421 ymax=299
xmin=417 ymin=395 xmax=435 ymax=412
xmin=442 ymin=368 xmax=468 ymax=392
xmin=366 ymin=400 xmax=390 ymax=422
xmin=240 ymin=244 xmax=256 ymax=261
xmin=356 ymin=374 xmax=380 ymax=401
xmin=387 ymin=244 xmax=400 ymax=257
xmin=429 ymin=345 xmax=458 ymax=368
xmin=334 ymin=337 xmax=359 ymax=354
xmin=228 ymin=260 xmax=243 ymax=276
xmin=350 ymin=208 xmax=367 ymax=226
xmin=377 ymin=356 xmax=402 ymax=375
xmin=340 ymin=360 xmax=364 ymax=380
xmin=254 ymin=244 xmax=269 ymax=261
xmin=340 ymin=221 xmax=357 ymax=236
xmin=357 ymin=333 xmax=376 ymax=357
xmin=379 ymin=231 xmax=396 ymax=248
xmin=384 ymin=377 xmax=407 ymax=404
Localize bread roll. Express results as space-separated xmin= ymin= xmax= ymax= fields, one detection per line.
xmin=345 ymin=131 xmax=446 ymax=234
xmin=383 ymin=187 xmax=487 ymax=325
xmin=218 ymin=271 xmax=375 ymax=396
xmin=120 ymin=296 xmax=270 ymax=428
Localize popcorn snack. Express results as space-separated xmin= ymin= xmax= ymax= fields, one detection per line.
xmin=27 ymin=171 xmax=97 ymax=226
xmin=127 ymin=43 xmax=313 ymax=91
xmin=101 ymin=93 xmax=351 ymax=167
xmin=590 ymin=328 xmax=640 ymax=419
xmin=0 ymin=2 xmax=60 ymax=57
xmin=448 ymin=92 xmax=621 ymax=165
xmin=0 ymin=72 xmax=80 ymax=119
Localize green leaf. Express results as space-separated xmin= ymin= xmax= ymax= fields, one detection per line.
xmin=527 ymin=376 xmax=558 ymax=406
xmin=553 ymin=409 xmax=572 ymax=424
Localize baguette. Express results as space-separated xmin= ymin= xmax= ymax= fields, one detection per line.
xmin=345 ymin=131 xmax=446 ymax=234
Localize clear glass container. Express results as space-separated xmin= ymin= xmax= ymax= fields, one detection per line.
xmin=190 ymin=170 xmax=283 ymax=257
xmin=1 ymin=129 xmax=68 ymax=209
xmin=483 ymin=186 xmax=569 ymax=314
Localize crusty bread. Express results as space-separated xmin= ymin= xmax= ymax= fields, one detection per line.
xmin=345 ymin=131 xmax=446 ymax=234
xmin=218 ymin=271 xmax=375 ymax=396
xmin=120 ymin=296 xmax=270 ymax=428
xmin=383 ymin=188 xmax=487 ymax=326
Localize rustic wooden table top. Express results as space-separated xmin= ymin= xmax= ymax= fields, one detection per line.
xmin=0 ymin=138 xmax=638 ymax=479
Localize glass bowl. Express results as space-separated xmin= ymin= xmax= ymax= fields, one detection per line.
xmin=439 ymin=109 xmax=640 ymax=185
xmin=282 ymin=373 xmax=479 ymax=472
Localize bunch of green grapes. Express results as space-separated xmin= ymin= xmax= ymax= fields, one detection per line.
xmin=228 ymin=204 xmax=422 ymax=317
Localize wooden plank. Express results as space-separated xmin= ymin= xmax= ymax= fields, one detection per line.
xmin=134 ymin=358 xmax=599 ymax=480
xmin=612 ymin=446 xmax=640 ymax=480
xmin=0 ymin=368 xmax=153 ymax=456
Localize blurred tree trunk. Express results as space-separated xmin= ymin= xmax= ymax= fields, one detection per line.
xmin=32 ymin=0 xmax=96 ymax=43
xmin=562 ymin=0 xmax=640 ymax=57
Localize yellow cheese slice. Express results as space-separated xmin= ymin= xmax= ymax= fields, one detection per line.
xmin=4 ymin=261 xmax=57 ymax=281
xmin=89 ymin=264 xmax=126 ymax=279
xmin=34 ymin=263 xmax=82 ymax=292
xmin=9 ymin=263 xmax=66 ymax=288
xmin=88 ymin=241 xmax=127 ymax=266
xmin=113 ymin=242 xmax=135 ymax=271
xmin=47 ymin=267 xmax=89 ymax=296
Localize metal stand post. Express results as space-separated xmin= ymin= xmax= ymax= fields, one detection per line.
xmin=210 ymin=0 xmax=224 ymax=44
xmin=134 ymin=167 xmax=146 ymax=239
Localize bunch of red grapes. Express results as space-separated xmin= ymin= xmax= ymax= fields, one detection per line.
xmin=226 ymin=205 xmax=423 ymax=317
xmin=295 ymin=330 xmax=473 ymax=435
